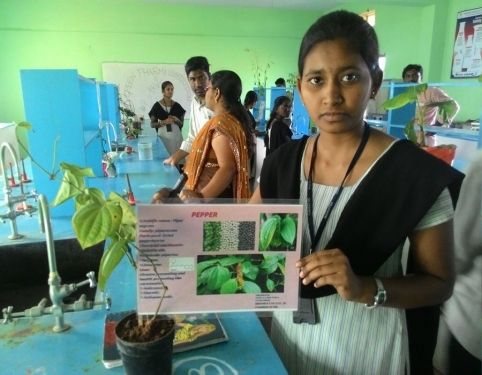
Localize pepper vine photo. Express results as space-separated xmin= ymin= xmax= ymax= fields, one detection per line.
xmin=196 ymin=254 xmax=286 ymax=295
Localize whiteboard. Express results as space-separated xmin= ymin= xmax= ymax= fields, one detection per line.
xmin=102 ymin=62 xmax=193 ymax=120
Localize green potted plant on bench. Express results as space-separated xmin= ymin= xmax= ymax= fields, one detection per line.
xmin=382 ymin=83 xmax=458 ymax=164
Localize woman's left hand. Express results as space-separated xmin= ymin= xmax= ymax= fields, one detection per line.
xmin=296 ymin=248 xmax=366 ymax=302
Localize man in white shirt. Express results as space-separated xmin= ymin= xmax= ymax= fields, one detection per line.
xmin=164 ymin=56 xmax=213 ymax=166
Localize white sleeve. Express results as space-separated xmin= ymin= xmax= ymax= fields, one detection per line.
xmin=452 ymin=152 xmax=482 ymax=272
xmin=180 ymin=100 xmax=196 ymax=153
xmin=415 ymin=187 xmax=454 ymax=230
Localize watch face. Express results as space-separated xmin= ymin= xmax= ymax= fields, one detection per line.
xmin=375 ymin=290 xmax=387 ymax=306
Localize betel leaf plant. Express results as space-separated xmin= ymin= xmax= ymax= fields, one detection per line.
xmin=15 ymin=121 xmax=175 ymax=373
xmin=382 ymin=83 xmax=457 ymax=147
xmin=52 ymin=163 xmax=138 ymax=292
xmin=244 ymin=48 xmax=273 ymax=98
xmin=52 ymin=165 xmax=175 ymax=374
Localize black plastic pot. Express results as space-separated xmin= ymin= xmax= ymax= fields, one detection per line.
xmin=115 ymin=313 xmax=175 ymax=375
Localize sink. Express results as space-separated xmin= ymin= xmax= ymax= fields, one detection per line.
xmin=0 ymin=239 xmax=104 ymax=311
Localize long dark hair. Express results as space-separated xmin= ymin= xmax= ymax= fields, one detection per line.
xmin=266 ymin=95 xmax=291 ymax=131
xmin=243 ymin=90 xmax=258 ymax=107
xmin=211 ymin=70 xmax=254 ymax=156
xmin=298 ymin=10 xmax=381 ymax=81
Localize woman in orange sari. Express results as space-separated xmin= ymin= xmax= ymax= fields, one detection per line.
xmin=180 ymin=70 xmax=253 ymax=201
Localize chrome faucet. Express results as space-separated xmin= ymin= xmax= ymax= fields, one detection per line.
xmin=0 ymin=141 xmax=37 ymax=239
xmin=1 ymin=194 xmax=107 ymax=332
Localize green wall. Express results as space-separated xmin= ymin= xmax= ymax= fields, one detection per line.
xmin=0 ymin=0 xmax=480 ymax=123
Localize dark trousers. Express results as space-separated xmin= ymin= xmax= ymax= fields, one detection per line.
xmin=448 ymin=334 xmax=481 ymax=375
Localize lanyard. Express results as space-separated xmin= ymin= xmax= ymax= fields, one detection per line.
xmin=307 ymin=124 xmax=370 ymax=251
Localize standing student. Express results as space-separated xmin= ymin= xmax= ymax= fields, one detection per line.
xmin=243 ymin=90 xmax=258 ymax=132
xmin=264 ymin=95 xmax=292 ymax=156
xmin=434 ymin=151 xmax=482 ymax=375
xmin=179 ymin=70 xmax=253 ymax=201
xmin=148 ymin=80 xmax=186 ymax=155
xmin=250 ymin=10 xmax=463 ymax=374
xmin=164 ymin=56 xmax=213 ymax=166
xmin=244 ymin=90 xmax=258 ymax=187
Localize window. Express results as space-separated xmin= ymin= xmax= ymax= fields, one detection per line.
xmin=360 ymin=9 xmax=376 ymax=27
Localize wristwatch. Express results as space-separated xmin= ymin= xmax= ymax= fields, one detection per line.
xmin=365 ymin=278 xmax=387 ymax=309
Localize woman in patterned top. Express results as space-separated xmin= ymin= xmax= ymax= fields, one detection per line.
xmin=250 ymin=10 xmax=463 ymax=375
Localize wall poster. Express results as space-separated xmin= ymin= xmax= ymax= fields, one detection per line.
xmin=136 ymin=203 xmax=303 ymax=315
xmin=451 ymin=7 xmax=482 ymax=78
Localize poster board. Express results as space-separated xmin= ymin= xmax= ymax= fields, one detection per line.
xmin=136 ymin=203 xmax=303 ymax=315
xmin=451 ymin=7 xmax=482 ymax=78
xmin=102 ymin=62 xmax=193 ymax=119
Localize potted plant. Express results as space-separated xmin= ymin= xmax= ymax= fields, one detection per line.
xmin=119 ymin=101 xmax=142 ymax=139
xmin=382 ymin=83 xmax=457 ymax=164
xmin=51 ymin=163 xmax=175 ymax=374
xmin=13 ymin=120 xmax=175 ymax=373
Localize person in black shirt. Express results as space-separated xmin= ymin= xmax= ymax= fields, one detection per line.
xmin=265 ymin=95 xmax=292 ymax=156
xmin=149 ymin=81 xmax=186 ymax=133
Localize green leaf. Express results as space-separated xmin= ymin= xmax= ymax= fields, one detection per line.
xmin=218 ymin=256 xmax=245 ymax=267
xmin=382 ymin=83 xmax=427 ymax=110
xmin=206 ymin=265 xmax=231 ymax=290
xmin=60 ymin=162 xmax=95 ymax=178
xmin=437 ymin=101 xmax=457 ymax=123
xmin=16 ymin=121 xmax=32 ymax=131
xmin=478 ymin=75 xmax=482 ymax=82
xmin=277 ymin=261 xmax=285 ymax=276
xmin=260 ymin=255 xmax=279 ymax=274
xmin=52 ymin=163 xmax=94 ymax=207
xmin=280 ymin=215 xmax=296 ymax=245
xmin=270 ymin=231 xmax=283 ymax=247
xmin=260 ymin=216 xmax=280 ymax=250
xmin=105 ymin=201 xmax=123 ymax=237
xmin=220 ymin=279 xmax=238 ymax=294
xmin=108 ymin=192 xmax=137 ymax=226
xmin=242 ymin=281 xmax=261 ymax=294
xmin=98 ymin=240 xmax=127 ymax=291
xmin=119 ymin=223 xmax=136 ymax=243
xmin=242 ymin=261 xmax=259 ymax=281
xmin=266 ymin=278 xmax=275 ymax=292
xmin=72 ymin=202 xmax=112 ymax=249
xmin=197 ymin=259 xmax=219 ymax=275
xmin=404 ymin=119 xmax=417 ymax=143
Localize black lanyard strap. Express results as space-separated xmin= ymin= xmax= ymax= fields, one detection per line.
xmin=307 ymin=124 xmax=370 ymax=251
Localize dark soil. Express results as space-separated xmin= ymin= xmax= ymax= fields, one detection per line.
xmin=116 ymin=314 xmax=175 ymax=343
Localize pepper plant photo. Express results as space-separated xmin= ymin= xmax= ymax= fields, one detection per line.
xmin=259 ymin=213 xmax=297 ymax=251
xmin=196 ymin=254 xmax=286 ymax=295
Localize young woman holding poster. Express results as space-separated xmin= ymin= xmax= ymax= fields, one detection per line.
xmin=250 ymin=10 xmax=463 ymax=374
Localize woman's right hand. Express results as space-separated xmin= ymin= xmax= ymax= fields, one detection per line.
xmin=151 ymin=188 xmax=171 ymax=203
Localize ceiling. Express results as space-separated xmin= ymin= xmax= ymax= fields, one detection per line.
xmin=142 ymin=0 xmax=437 ymax=10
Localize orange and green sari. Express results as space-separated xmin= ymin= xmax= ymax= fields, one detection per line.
xmin=184 ymin=112 xmax=251 ymax=200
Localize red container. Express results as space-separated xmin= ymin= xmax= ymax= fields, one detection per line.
xmin=422 ymin=146 xmax=456 ymax=165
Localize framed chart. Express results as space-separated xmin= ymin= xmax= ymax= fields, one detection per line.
xmin=451 ymin=7 xmax=482 ymax=78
